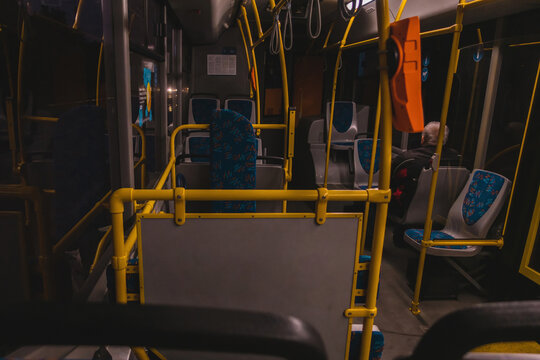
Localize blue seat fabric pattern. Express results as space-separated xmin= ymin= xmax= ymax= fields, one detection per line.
xmin=405 ymin=229 xmax=467 ymax=249
xmin=210 ymin=109 xmax=257 ymax=213
xmin=192 ymin=98 xmax=219 ymax=124
xmin=188 ymin=137 xmax=210 ymax=162
xmin=462 ymin=170 xmax=505 ymax=225
xmin=227 ymin=100 xmax=253 ymax=122
xmin=332 ymin=102 xmax=353 ymax=133
xmin=357 ymin=139 xmax=380 ymax=173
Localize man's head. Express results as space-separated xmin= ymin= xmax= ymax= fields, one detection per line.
xmin=421 ymin=121 xmax=449 ymax=146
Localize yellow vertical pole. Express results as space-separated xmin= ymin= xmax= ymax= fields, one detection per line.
xmin=241 ymin=6 xmax=261 ymax=129
xmin=410 ymin=0 xmax=466 ymax=315
xmin=323 ymin=17 xmax=356 ymax=187
xmin=359 ymin=1 xmax=392 ymax=358
xmin=360 ymin=87 xmax=381 ymax=254
xmin=360 ymin=0 xmax=406 ymax=252
xmin=111 ymin=193 xmax=128 ymax=304
xmin=237 ymin=19 xmax=254 ymax=99
xmin=73 ymin=0 xmax=85 ymax=29
xmin=96 ymin=40 xmax=104 ymax=106
xmin=251 ymin=0 xmax=264 ymax=38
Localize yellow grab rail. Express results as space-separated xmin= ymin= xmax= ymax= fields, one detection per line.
xmin=410 ymin=0 xmax=466 ymax=315
xmin=132 ymin=123 xmax=147 ymax=188
xmin=241 ymin=6 xmax=262 ymax=128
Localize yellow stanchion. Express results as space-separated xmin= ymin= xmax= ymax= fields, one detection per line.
xmin=410 ymin=0 xmax=466 ymax=315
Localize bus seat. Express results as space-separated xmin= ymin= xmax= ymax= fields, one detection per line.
xmin=348 ymin=324 xmax=384 ymax=360
xmin=308 ymin=119 xmax=325 ymax=145
xmin=404 ymin=169 xmax=511 ymax=257
xmin=326 ymin=102 xmax=369 ymax=150
xmin=210 ymin=109 xmax=257 ymax=212
xmin=188 ymin=96 xmax=220 ymax=124
xmin=353 ymin=139 xmax=380 ymax=189
xmin=224 ymin=98 xmax=256 ymax=124
xmin=396 ymin=167 xmax=470 ymax=225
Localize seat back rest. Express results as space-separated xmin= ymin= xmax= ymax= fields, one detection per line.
xmin=443 ymin=169 xmax=511 ymax=239
xmin=308 ymin=119 xmax=325 ymax=145
xmin=224 ymin=98 xmax=256 ymax=124
xmin=326 ymin=101 xmax=357 ymax=143
xmin=353 ymin=139 xmax=380 ymax=189
xmin=184 ymin=133 xmax=210 ymax=163
xmin=356 ymin=105 xmax=370 ymax=139
xmin=402 ymin=167 xmax=470 ymax=225
xmin=210 ymin=109 xmax=257 ymax=212
xmin=188 ymin=96 xmax=220 ymax=124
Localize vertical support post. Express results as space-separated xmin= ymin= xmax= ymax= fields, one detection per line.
xmin=157 ymin=4 xmax=169 ymax=169
xmin=101 ymin=0 xmax=135 ymax=198
xmin=359 ymin=1 xmax=392 ymax=359
xmin=410 ymin=0 xmax=466 ymax=315
xmin=241 ymin=6 xmax=261 ymax=128
xmin=323 ymin=17 xmax=356 ymax=187
xmin=237 ymin=19 xmax=253 ymax=99
xmin=111 ymin=191 xmax=128 ymax=304
xmin=474 ymin=18 xmax=504 ymax=169
xmin=173 ymin=28 xmax=183 ymax=129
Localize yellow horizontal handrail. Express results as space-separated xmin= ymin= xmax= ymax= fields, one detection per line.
xmin=424 ymin=238 xmax=503 ymax=248
xmin=252 ymin=27 xmax=274 ymax=48
xmin=24 ymin=115 xmax=59 ymax=122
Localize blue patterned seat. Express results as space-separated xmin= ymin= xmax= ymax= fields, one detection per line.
xmin=404 ymin=169 xmax=510 ymax=257
xmin=210 ymin=109 xmax=257 ymax=213
xmin=225 ymin=98 xmax=255 ymax=124
xmin=353 ymin=139 xmax=380 ymax=189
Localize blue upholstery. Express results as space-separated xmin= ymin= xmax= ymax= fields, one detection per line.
xmin=404 ymin=229 xmax=467 ymax=249
xmin=188 ymin=137 xmax=210 ymax=162
xmin=332 ymin=141 xmax=355 ymax=146
xmin=210 ymin=109 xmax=257 ymax=213
xmin=349 ymin=326 xmax=384 ymax=360
xmin=332 ymin=102 xmax=354 ymax=133
xmin=192 ymin=98 xmax=219 ymax=124
xmin=357 ymin=139 xmax=380 ymax=173
xmin=226 ymin=99 xmax=253 ymax=122
xmin=462 ymin=170 xmax=505 ymax=225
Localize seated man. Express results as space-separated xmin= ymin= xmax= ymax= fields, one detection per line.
xmin=390 ymin=121 xmax=460 ymax=219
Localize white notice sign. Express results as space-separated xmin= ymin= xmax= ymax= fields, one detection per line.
xmin=207 ymin=54 xmax=237 ymax=75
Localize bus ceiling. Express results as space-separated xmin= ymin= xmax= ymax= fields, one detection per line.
xmin=169 ymin=0 xmax=539 ymax=46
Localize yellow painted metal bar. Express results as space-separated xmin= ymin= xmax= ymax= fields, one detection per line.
xmin=268 ymin=0 xmax=290 ymax=127
xmin=96 ymin=40 xmax=103 ymax=106
xmin=53 ymin=190 xmax=112 ymax=255
xmin=426 ymin=239 xmax=503 ymax=247
xmin=411 ymin=0 xmax=466 ymax=316
xmin=323 ymin=16 xmax=357 ymax=187
xmin=141 ymin=212 xmax=362 ymax=219
xmin=241 ymin=6 xmax=262 ymax=129
xmin=358 ymin=0 xmax=393 ymax=358
xmin=323 ymin=22 xmax=335 ymax=49
xmin=23 ymin=115 xmax=59 ymax=122
xmin=132 ymin=347 xmax=150 ymax=360
xmin=272 ymin=0 xmax=289 ymax=15
xmin=359 ymin=0 xmax=405 ymax=253
xmin=360 ymin=86 xmax=381 ymax=254
xmin=509 ymin=41 xmax=540 ymax=47
xmin=462 ymin=0 xmax=498 ymax=9
xmin=519 ymin=186 xmax=540 ymax=284
xmin=89 ymin=226 xmax=112 ymax=273
xmin=72 ymin=0 xmax=84 ymax=29
xmin=250 ymin=0 xmax=264 ymax=38
xmin=252 ymin=26 xmax=274 ymax=48
xmin=343 ymin=25 xmax=457 ymax=51
xmin=395 ymin=0 xmax=408 ymax=21
xmin=132 ymin=123 xmax=146 ymax=188
xmin=502 ymin=60 xmax=540 ymax=236
xmin=237 ymin=19 xmax=253 ymax=99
